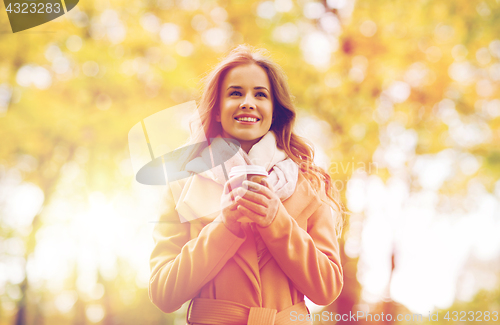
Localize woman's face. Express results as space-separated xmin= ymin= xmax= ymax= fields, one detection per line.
xmin=216 ymin=63 xmax=274 ymax=153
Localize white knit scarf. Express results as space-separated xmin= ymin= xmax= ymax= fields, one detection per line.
xmin=185 ymin=131 xmax=298 ymax=201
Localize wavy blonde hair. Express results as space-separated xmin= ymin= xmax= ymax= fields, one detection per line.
xmin=191 ymin=45 xmax=344 ymax=235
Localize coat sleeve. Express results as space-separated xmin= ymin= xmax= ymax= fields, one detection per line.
xmin=148 ymin=193 xmax=247 ymax=313
xmin=256 ymin=186 xmax=344 ymax=306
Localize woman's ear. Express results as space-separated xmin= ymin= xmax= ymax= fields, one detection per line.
xmin=215 ymin=112 xmax=221 ymax=122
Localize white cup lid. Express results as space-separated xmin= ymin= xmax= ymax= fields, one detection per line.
xmin=229 ymin=165 xmax=268 ymax=178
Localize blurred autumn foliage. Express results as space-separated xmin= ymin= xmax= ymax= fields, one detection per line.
xmin=1 ymin=0 xmax=500 ymax=324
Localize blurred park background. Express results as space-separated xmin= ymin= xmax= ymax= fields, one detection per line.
xmin=1 ymin=0 xmax=500 ymax=324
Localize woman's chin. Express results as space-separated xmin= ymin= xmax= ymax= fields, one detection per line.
xmin=234 ymin=134 xmax=264 ymax=143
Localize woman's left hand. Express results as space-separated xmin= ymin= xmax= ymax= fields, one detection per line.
xmin=235 ymin=178 xmax=280 ymax=228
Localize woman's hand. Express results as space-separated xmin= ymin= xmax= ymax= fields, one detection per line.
xmin=235 ymin=178 xmax=280 ymax=228
xmin=220 ymin=175 xmax=245 ymax=237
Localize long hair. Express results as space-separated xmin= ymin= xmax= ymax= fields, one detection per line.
xmin=191 ymin=45 xmax=344 ymax=235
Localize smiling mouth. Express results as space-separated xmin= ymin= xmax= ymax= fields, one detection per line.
xmin=234 ymin=117 xmax=260 ymax=122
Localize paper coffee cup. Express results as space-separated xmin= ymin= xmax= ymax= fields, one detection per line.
xmin=229 ymin=166 xmax=268 ymax=223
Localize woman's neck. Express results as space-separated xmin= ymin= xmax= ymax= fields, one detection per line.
xmin=241 ymin=143 xmax=252 ymax=154
xmin=220 ymin=133 xmax=264 ymax=154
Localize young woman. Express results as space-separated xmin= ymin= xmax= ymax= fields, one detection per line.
xmin=149 ymin=45 xmax=344 ymax=325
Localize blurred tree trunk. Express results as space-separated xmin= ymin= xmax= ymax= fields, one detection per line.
xmin=72 ymin=298 xmax=86 ymax=325
xmin=99 ymin=272 xmax=114 ymax=325
xmin=14 ymin=278 xmax=26 ymax=325
xmin=14 ymin=207 xmax=43 ymax=325
xmin=13 ymin=146 xmax=75 ymax=325
xmin=71 ymin=262 xmax=86 ymax=325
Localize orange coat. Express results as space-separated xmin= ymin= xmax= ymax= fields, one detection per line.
xmin=149 ymin=173 xmax=344 ymax=323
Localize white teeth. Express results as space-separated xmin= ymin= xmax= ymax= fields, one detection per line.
xmin=236 ymin=117 xmax=258 ymax=122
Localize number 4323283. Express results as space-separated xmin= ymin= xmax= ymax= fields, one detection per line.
xmin=6 ymin=2 xmax=62 ymax=14
xmin=443 ymin=311 xmax=498 ymax=322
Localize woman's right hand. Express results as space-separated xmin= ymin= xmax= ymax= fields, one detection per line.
xmin=220 ymin=175 xmax=245 ymax=237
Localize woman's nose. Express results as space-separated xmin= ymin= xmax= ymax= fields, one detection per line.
xmin=240 ymin=95 xmax=255 ymax=109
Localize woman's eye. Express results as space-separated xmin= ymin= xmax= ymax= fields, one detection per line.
xmin=256 ymin=92 xmax=267 ymax=98
xmin=230 ymin=91 xmax=241 ymax=96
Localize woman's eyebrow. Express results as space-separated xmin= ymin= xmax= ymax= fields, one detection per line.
xmin=254 ymin=86 xmax=270 ymax=93
xmin=226 ymin=86 xmax=270 ymax=92
xmin=226 ymin=86 xmax=270 ymax=93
